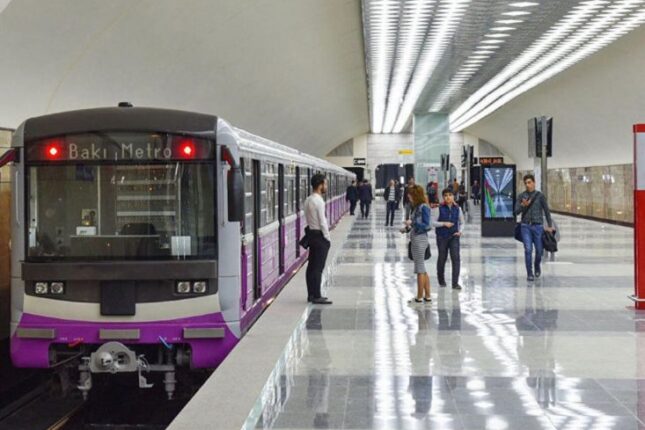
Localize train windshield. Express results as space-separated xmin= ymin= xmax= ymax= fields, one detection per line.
xmin=26 ymin=134 xmax=216 ymax=260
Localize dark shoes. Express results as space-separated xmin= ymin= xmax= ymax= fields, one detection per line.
xmin=535 ymin=271 xmax=541 ymax=278
xmin=452 ymin=284 xmax=462 ymax=290
xmin=311 ymin=297 xmax=333 ymax=305
xmin=439 ymin=282 xmax=447 ymax=288
xmin=527 ymin=275 xmax=535 ymax=282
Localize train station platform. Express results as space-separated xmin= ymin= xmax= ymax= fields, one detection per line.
xmin=170 ymin=201 xmax=639 ymax=430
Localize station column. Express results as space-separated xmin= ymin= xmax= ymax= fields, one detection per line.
xmin=632 ymin=125 xmax=645 ymax=309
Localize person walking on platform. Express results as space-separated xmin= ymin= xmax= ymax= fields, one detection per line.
xmin=427 ymin=181 xmax=440 ymax=207
xmin=403 ymin=185 xmax=432 ymax=304
xmin=472 ymin=180 xmax=481 ymax=206
xmin=403 ymin=177 xmax=416 ymax=220
xmin=358 ymin=179 xmax=373 ymax=218
xmin=304 ymin=173 xmax=333 ymax=304
xmin=383 ymin=179 xmax=401 ymax=227
xmin=345 ymin=180 xmax=358 ymax=216
xmin=514 ymin=174 xmax=555 ymax=282
xmin=434 ymin=188 xmax=465 ymax=290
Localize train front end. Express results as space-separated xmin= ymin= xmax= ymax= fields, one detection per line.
xmin=8 ymin=107 xmax=244 ymax=399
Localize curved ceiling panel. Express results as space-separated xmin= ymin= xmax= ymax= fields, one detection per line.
xmin=0 ymin=0 xmax=369 ymax=156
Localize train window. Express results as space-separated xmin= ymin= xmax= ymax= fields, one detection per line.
xmin=299 ymin=167 xmax=309 ymax=211
xmin=286 ymin=177 xmax=295 ymax=216
xmin=262 ymin=162 xmax=278 ymax=226
xmin=26 ymin=163 xmax=215 ymax=260
xmin=242 ymin=158 xmax=254 ymax=235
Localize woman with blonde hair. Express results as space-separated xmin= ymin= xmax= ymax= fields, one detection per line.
xmin=403 ymin=185 xmax=432 ymax=303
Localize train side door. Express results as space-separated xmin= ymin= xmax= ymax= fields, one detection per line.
xmin=278 ymin=164 xmax=285 ymax=275
xmin=296 ymin=166 xmax=301 ymax=258
xmin=252 ymin=159 xmax=262 ymax=301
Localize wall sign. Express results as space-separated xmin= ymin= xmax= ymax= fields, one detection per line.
xmin=353 ymin=158 xmax=366 ymax=166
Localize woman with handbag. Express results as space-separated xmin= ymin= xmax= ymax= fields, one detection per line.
xmin=402 ymin=185 xmax=433 ymax=304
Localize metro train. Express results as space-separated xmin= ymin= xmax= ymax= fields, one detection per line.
xmin=0 ymin=105 xmax=353 ymax=399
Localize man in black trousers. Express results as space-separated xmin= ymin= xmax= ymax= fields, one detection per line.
xmin=304 ymin=173 xmax=333 ymax=304
xmin=358 ymin=179 xmax=373 ymax=218
xmin=345 ymin=180 xmax=358 ymax=216
xmin=383 ymin=179 xmax=401 ymax=226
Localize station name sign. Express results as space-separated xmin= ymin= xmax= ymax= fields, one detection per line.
xmin=27 ymin=133 xmax=214 ymax=162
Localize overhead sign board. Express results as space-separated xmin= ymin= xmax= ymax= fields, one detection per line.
xmin=353 ymin=158 xmax=366 ymax=166
xmin=479 ymin=156 xmax=504 ymax=166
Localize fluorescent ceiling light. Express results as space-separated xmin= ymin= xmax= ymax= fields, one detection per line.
xmin=480 ymin=39 xmax=505 ymax=44
xmin=496 ymin=19 xmax=524 ymax=23
xmin=502 ymin=10 xmax=531 ymax=16
xmin=390 ymin=0 xmax=470 ymax=133
xmin=485 ymin=33 xmax=511 ymax=37
xmin=450 ymin=1 xmax=645 ymax=132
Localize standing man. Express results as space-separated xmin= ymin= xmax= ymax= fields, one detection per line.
xmin=345 ymin=180 xmax=358 ymax=216
xmin=358 ymin=179 xmax=373 ymax=218
xmin=514 ymin=174 xmax=555 ymax=282
xmin=471 ymin=180 xmax=481 ymax=206
xmin=304 ymin=173 xmax=333 ymax=304
xmin=433 ymin=188 xmax=465 ymax=290
xmin=383 ymin=179 xmax=401 ymax=227
xmin=403 ymin=177 xmax=416 ymax=220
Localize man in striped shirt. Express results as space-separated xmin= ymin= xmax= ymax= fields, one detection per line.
xmin=383 ymin=179 xmax=401 ymax=226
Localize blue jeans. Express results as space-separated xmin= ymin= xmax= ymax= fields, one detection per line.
xmin=521 ymin=224 xmax=544 ymax=276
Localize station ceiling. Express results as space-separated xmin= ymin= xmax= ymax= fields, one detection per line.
xmin=363 ymin=0 xmax=645 ymax=134
xmin=0 ymin=0 xmax=368 ymax=157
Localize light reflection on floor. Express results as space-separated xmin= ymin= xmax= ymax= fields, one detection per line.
xmin=246 ymin=202 xmax=642 ymax=430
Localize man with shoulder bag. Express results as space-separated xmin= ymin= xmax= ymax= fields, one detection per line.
xmin=514 ymin=174 xmax=555 ymax=282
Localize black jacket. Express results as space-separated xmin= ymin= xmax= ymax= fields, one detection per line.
xmin=345 ymin=185 xmax=358 ymax=201
xmin=358 ymin=184 xmax=373 ymax=202
xmin=383 ymin=186 xmax=401 ymax=205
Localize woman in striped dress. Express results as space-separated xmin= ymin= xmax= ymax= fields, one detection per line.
xmin=405 ymin=185 xmax=432 ymax=304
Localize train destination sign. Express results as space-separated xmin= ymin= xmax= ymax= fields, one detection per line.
xmin=27 ymin=133 xmax=214 ymax=162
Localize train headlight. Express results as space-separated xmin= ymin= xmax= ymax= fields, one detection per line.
xmin=193 ymin=281 xmax=207 ymax=294
xmin=176 ymin=282 xmax=191 ymax=294
xmin=35 ymin=282 xmax=48 ymax=294
xmin=50 ymin=282 xmax=65 ymax=294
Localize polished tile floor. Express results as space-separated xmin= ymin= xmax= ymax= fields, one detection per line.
xmin=246 ymin=201 xmax=641 ymax=430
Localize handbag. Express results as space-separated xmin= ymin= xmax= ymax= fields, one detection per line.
xmin=514 ymin=193 xmax=539 ymax=242
xmin=299 ymin=226 xmax=310 ymax=249
xmin=408 ymin=240 xmax=431 ymax=261
xmin=542 ymin=230 xmax=558 ymax=252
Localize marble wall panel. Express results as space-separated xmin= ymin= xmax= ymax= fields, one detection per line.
xmin=518 ymin=163 xmax=633 ymax=224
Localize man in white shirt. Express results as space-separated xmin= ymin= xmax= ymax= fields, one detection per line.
xmin=304 ymin=173 xmax=333 ymax=305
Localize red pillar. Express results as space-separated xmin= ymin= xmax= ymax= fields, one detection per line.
xmin=633 ymin=125 xmax=645 ymax=309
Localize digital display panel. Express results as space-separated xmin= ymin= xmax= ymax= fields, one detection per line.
xmin=483 ymin=166 xmax=515 ymax=219
xmin=26 ymin=132 xmax=215 ymax=162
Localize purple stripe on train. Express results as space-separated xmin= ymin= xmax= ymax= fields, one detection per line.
xmin=12 ymin=312 xmax=238 ymax=369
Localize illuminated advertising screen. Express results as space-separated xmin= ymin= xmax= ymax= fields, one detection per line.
xmin=483 ymin=166 xmax=515 ymax=219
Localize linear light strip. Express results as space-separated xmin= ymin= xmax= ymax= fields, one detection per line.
xmin=451 ymin=5 xmax=645 ymax=131
xmin=382 ymin=0 xmax=436 ymax=132
xmin=449 ymin=0 xmax=609 ymax=124
xmin=389 ymin=0 xmax=470 ymax=133
xmin=451 ymin=0 xmax=645 ymax=131
xmin=367 ymin=0 xmax=399 ymax=133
